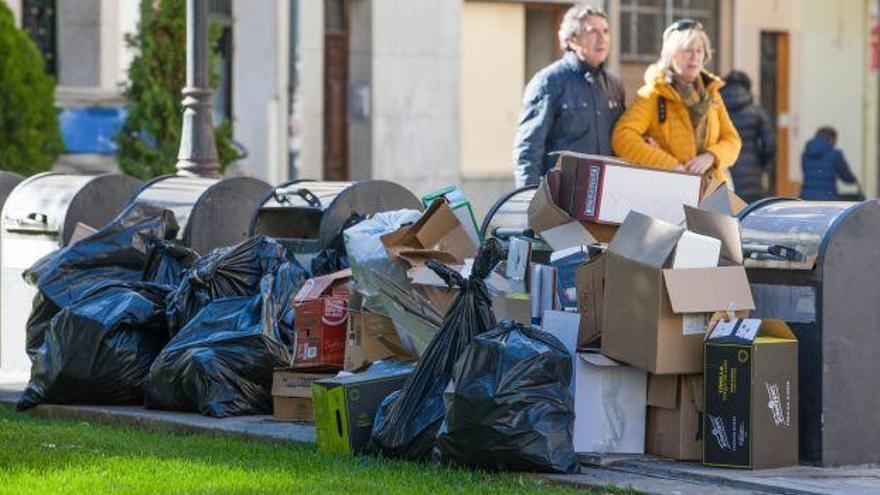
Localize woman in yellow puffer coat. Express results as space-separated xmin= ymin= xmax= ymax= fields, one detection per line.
xmin=611 ymin=20 xmax=741 ymax=184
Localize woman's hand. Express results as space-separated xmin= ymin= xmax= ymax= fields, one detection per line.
xmin=685 ymin=153 xmax=715 ymax=175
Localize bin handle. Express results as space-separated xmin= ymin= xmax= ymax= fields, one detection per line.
xmin=17 ymin=213 xmax=48 ymax=227
xmin=272 ymin=187 xmax=322 ymax=208
xmin=293 ymin=188 xmax=322 ymax=208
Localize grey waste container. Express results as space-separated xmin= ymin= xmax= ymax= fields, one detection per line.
xmin=0 ymin=172 xmax=143 ymax=381
xmin=0 ymin=172 xmax=23 ymax=210
xmin=739 ymin=198 xmax=880 ymax=466
xmin=479 ymin=185 xmax=538 ymax=240
xmin=249 ymin=180 xmax=422 ymax=266
xmin=128 ymin=175 xmax=271 ymax=255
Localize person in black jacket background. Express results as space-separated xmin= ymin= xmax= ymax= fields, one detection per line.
xmin=720 ymin=71 xmax=775 ymax=203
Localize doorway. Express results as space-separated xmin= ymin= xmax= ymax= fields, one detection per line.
xmin=323 ymin=0 xmax=350 ymax=181
xmin=760 ymin=31 xmax=794 ymax=196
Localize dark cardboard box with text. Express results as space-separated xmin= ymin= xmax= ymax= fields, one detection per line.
xmin=312 ymin=366 xmax=413 ymax=455
xmin=703 ymin=319 xmax=798 ymax=469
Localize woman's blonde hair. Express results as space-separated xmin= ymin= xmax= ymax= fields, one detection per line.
xmin=657 ymin=23 xmax=713 ymax=74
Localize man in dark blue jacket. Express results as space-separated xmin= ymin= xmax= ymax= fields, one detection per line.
xmin=800 ymin=127 xmax=858 ymax=200
xmin=512 ymin=3 xmax=625 ymax=187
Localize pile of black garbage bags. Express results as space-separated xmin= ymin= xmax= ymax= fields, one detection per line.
xmin=17 ymin=203 xmax=308 ymax=417
xmin=16 ymin=205 xmax=578 ymax=474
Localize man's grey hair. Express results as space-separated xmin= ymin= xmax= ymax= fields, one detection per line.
xmin=558 ymin=3 xmax=608 ymax=51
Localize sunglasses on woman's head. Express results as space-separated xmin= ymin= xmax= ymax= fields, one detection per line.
xmin=665 ymin=19 xmax=704 ymax=36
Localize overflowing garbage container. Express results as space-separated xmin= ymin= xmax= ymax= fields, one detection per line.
xmin=739 ymin=198 xmax=880 ymax=466
xmin=249 ymin=180 xmax=422 ymax=267
xmin=0 ymin=172 xmax=143 ymax=380
xmin=128 ymin=175 xmax=271 ymax=255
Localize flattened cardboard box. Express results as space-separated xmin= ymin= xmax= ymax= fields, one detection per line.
xmin=381 ymin=198 xmax=478 ymax=271
xmin=703 ymin=319 xmax=798 ymax=469
xmin=557 ymin=152 xmax=702 ymax=226
xmin=646 ymin=374 xmax=704 ymax=460
xmin=272 ymin=369 xmax=335 ymax=422
xmin=575 ymin=253 xmax=605 ymax=347
xmin=601 ymin=212 xmax=755 ymax=374
xmin=312 ymin=366 xmax=413 ymax=455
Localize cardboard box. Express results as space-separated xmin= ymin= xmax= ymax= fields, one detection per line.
xmin=491 ymin=293 xmax=531 ymax=324
xmin=381 ymin=198 xmax=478 ymax=271
xmin=527 ymin=171 xmax=618 ymax=243
xmin=551 ymin=246 xmax=589 ymax=312
xmin=312 ymin=365 xmax=413 ymax=455
xmin=272 ymin=369 xmax=335 ymax=422
xmin=540 ymin=314 xmax=646 ymax=454
xmin=575 ymin=253 xmax=605 ymax=348
xmin=422 ymin=186 xmax=482 ymax=245
xmin=703 ymin=319 xmax=799 ymax=469
xmin=574 ymin=351 xmax=647 ymax=454
xmin=292 ymin=269 xmax=352 ymax=369
xmin=602 ymin=212 xmax=755 ymax=374
xmin=699 ymin=179 xmax=748 ymax=216
xmin=344 ymin=310 xmax=413 ymax=372
xmin=557 ymin=152 xmax=702 ymax=225
xmin=646 ymin=374 xmax=704 ymax=460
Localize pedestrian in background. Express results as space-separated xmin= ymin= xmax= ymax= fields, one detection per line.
xmin=512 ymin=3 xmax=625 ymax=187
xmin=720 ymin=70 xmax=775 ymax=204
xmin=611 ymin=19 xmax=741 ymax=185
xmin=800 ymin=127 xmax=858 ymax=200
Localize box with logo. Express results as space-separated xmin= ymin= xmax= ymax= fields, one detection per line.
xmin=271 ymin=369 xmax=335 ymax=422
xmin=703 ymin=318 xmax=799 ymax=469
xmin=312 ymin=364 xmax=413 ymax=455
xmin=602 ymin=211 xmax=755 ymax=374
xmin=292 ymin=269 xmax=352 ymax=369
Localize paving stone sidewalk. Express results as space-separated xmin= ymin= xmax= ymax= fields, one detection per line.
xmin=2 ymin=382 xmax=878 ymax=495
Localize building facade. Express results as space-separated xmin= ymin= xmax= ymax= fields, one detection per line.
xmin=6 ymin=0 xmax=878 ymax=215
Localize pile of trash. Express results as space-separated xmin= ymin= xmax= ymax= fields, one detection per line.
xmin=16 ymin=158 xmax=804 ymax=474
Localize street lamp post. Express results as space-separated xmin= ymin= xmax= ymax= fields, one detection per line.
xmin=176 ymin=0 xmax=220 ymax=178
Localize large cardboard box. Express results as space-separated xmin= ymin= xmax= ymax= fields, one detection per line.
xmin=312 ymin=366 xmax=413 ymax=455
xmin=703 ymin=319 xmax=799 ymax=469
xmin=557 ymin=152 xmax=702 ymax=225
xmin=344 ymin=310 xmax=413 ymax=372
xmin=646 ymin=374 xmax=704 ymax=460
xmin=272 ymin=369 xmax=335 ymax=422
xmin=540 ymin=313 xmax=646 ymax=454
xmin=292 ymin=269 xmax=352 ymax=369
xmin=602 ymin=212 xmax=755 ymax=374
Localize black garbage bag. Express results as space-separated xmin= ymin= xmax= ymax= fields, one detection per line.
xmin=142 ymin=239 xmax=199 ymax=286
xmin=370 ymin=239 xmax=503 ymax=461
xmin=145 ymin=261 xmax=308 ymax=417
xmin=310 ymin=214 xmax=363 ymax=276
xmin=435 ymin=321 xmax=577 ymax=473
xmin=17 ymin=281 xmax=172 ymax=410
xmin=23 ymin=203 xmax=178 ymax=358
xmin=165 ymin=236 xmax=290 ymax=337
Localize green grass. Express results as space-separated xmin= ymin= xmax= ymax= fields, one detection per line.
xmin=0 ymin=407 xmax=631 ymax=495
